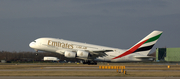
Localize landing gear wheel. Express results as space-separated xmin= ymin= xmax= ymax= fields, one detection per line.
xmin=83 ymin=61 xmax=97 ymax=65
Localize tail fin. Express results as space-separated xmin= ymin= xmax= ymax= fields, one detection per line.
xmin=112 ymin=30 xmax=163 ymax=59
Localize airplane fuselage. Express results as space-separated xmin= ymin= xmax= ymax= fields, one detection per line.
xmin=29 ymin=31 xmax=162 ymax=64
xmin=29 ymin=38 xmax=150 ymax=62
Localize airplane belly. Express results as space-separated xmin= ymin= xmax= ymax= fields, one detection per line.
xmin=94 ymin=57 xmax=110 ymax=62
xmin=110 ymin=57 xmax=126 ymax=62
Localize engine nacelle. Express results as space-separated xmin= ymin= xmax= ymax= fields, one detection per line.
xmin=64 ymin=51 xmax=76 ymax=58
xmin=77 ymin=50 xmax=89 ymax=58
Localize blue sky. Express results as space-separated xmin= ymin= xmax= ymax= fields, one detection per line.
xmin=0 ymin=0 xmax=180 ymax=53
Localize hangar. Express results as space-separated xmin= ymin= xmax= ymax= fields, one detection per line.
xmin=156 ymin=48 xmax=180 ymax=62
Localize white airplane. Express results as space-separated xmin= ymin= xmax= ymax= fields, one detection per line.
xmin=29 ymin=30 xmax=162 ymax=64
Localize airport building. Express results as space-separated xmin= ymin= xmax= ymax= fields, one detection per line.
xmin=156 ymin=48 xmax=180 ymax=62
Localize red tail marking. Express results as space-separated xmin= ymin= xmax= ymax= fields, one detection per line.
xmin=112 ymin=39 xmax=148 ymax=60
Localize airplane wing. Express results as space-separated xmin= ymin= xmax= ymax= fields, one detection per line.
xmin=56 ymin=49 xmax=113 ymax=59
xmin=77 ymin=50 xmax=113 ymax=60
xmin=88 ymin=50 xmax=113 ymax=57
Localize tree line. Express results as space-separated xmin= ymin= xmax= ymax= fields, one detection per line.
xmin=0 ymin=51 xmax=80 ymax=63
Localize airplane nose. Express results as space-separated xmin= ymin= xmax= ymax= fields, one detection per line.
xmin=29 ymin=42 xmax=35 ymax=48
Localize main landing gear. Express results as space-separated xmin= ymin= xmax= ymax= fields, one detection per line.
xmin=83 ymin=61 xmax=97 ymax=65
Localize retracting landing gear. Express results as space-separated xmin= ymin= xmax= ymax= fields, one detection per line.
xmin=83 ymin=61 xmax=97 ymax=65
xmin=35 ymin=50 xmax=38 ymax=56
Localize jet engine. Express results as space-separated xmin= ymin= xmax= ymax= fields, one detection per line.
xmin=77 ymin=50 xmax=89 ymax=58
xmin=64 ymin=51 xmax=76 ymax=58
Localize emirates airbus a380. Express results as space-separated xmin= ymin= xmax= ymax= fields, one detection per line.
xmin=29 ymin=30 xmax=162 ymax=65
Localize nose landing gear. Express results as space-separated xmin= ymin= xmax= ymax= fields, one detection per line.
xmin=35 ymin=50 xmax=38 ymax=56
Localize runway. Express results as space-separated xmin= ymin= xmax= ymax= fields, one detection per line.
xmin=0 ymin=66 xmax=180 ymax=72
xmin=0 ymin=76 xmax=180 ymax=79
xmin=0 ymin=68 xmax=180 ymax=72
xmin=0 ymin=63 xmax=180 ymax=78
